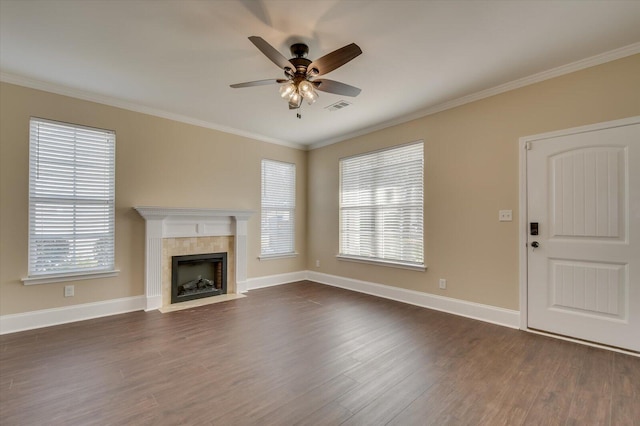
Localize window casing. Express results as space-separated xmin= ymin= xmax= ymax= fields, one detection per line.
xmin=339 ymin=141 xmax=424 ymax=268
xmin=27 ymin=118 xmax=116 ymax=279
xmin=261 ymin=159 xmax=296 ymax=258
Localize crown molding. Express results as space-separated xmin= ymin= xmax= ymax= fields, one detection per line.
xmin=309 ymin=42 xmax=640 ymax=150
xmin=2 ymin=42 xmax=638 ymax=152
xmin=134 ymin=206 xmax=255 ymax=221
xmin=0 ymin=72 xmax=306 ymax=151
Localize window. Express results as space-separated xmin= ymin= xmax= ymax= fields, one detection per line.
xmin=261 ymin=159 xmax=296 ymax=257
xmin=339 ymin=141 xmax=424 ymax=268
xmin=27 ymin=118 xmax=116 ymax=280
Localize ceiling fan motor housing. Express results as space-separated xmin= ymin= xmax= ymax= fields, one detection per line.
xmin=289 ymin=57 xmax=312 ymax=75
xmin=290 ymin=43 xmax=309 ymax=58
xmin=288 ymin=43 xmax=317 ymax=76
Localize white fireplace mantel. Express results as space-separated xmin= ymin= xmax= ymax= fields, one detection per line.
xmin=134 ymin=206 xmax=255 ymax=311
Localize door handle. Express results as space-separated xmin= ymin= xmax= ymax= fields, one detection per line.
xmin=531 ymin=241 xmax=539 ymax=251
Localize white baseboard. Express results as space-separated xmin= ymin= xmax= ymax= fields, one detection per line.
xmin=246 ymin=271 xmax=308 ymax=290
xmin=0 ymin=295 xmax=146 ymax=335
xmin=307 ymin=271 xmax=521 ymax=329
xmin=1 ymin=271 xmax=520 ymax=334
xmin=145 ymin=295 xmax=162 ymax=312
xmin=236 ymin=280 xmax=248 ymax=294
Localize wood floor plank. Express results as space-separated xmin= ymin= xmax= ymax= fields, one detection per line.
xmin=253 ymin=374 xmax=358 ymax=425
xmin=521 ymin=339 xmax=583 ymax=425
xmin=611 ymin=352 xmax=640 ymax=425
xmin=294 ymin=401 xmax=354 ymax=426
xmin=476 ymin=335 xmax=567 ymax=424
xmin=338 ymin=358 xmax=419 ymax=414
xmin=1 ymin=281 xmax=638 ymax=426
xmin=393 ymin=334 xmax=528 ymax=425
xmin=340 ymin=364 xmax=441 ymax=425
xmin=562 ymin=346 xmax=615 ymax=425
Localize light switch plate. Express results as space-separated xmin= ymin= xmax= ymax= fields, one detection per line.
xmin=499 ymin=210 xmax=513 ymax=222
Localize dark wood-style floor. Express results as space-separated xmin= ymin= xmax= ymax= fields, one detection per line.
xmin=1 ymin=281 xmax=638 ymax=425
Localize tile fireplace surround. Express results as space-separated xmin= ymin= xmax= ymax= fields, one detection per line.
xmin=134 ymin=207 xmax=254 ymax=311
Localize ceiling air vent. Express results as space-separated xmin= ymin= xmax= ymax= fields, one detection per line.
xmin=325 ymin=100 xmax=352 ymax=111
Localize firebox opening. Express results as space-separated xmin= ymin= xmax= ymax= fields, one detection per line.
xmin=171 ymin=252 xmax=227 ymax=304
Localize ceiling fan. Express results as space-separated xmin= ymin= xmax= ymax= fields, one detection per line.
xmin=230 ymin=36 xmax=362 ymax=111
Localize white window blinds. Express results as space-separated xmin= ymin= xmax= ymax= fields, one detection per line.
xmin=28 ymin=118 xmax=116 ymax=276
xmin=340 ymin=141 xmax=424 ymax=266
xmin=261 ymin=159 xmax=296 ymax=257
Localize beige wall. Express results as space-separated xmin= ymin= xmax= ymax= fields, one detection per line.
xmin=307 ymin=54 xmax=640 ymax=310
xmin=0 ymin=83 xmax=307 ymax=315
xmin=1 ymin=54 xmax=638 ymax=317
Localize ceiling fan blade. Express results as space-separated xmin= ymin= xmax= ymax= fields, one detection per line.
xmin=307 ymin=43 xmax=362 ymax=77
xmin=230 ymin=79 xmax=287 ymax=88
xmin=248 ymin=36 xmax=295 ymax=72
xmin=313 ymin=79 xmax=361 ymax=97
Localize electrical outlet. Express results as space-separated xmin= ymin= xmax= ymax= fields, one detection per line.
xmin=439 ymin=279 xmax=446 ymax=289
xmin=64 ymin=285 xmax=74 ymax=297
xmin=499 ymin=209 xmax=513 ymax=222
xmin=315 ymin=259 xmax=320 ymax=268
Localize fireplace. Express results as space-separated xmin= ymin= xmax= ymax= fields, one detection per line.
xmin=134 ymin=207 xmax=253 ymax=311
xmin=171 ymin=252 xmax=227 ymax=304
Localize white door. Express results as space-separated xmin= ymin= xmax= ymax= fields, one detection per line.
xmin=526 ymin=119 xmax=640 ymax=352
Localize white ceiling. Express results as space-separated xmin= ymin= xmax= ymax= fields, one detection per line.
xmin=1 ymin=0 xmax=639 ymax=149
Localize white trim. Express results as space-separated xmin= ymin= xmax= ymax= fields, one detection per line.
xmin=248 ymin=271 xmax=519 ymax=332
xmin=519 ymin=134 xmax=530 ymax=330
xmin=8 ymin=271 xmax=503 ymax=334
xmin=0 ymin=270 xmax=521 ymax=334
xmin=336 ymin=255 xmax=426 ymax=271
xmin=7 ymin=267 xmax=638 ymax=356
xmin=258 ymin=253 xmax=299 ymax=260
xmin=246 ymin=271 xmax=308 ymax=290
xmin=0 ymin=296 xmax=145 ymax=335
xmin=134 ymin=206 xmax=255 ymax=308
xmin=145 ymin=295 xmax=162 ymax=312
xmin=134 ymin=206 xmax=254 ymax=221
xmin=519 ymin=116 xmax=640 ymax=143
xmin=2 ymin=44 xmax=638 ymax=153
xmin=22 ymin=269 xmax=120 ymax=285
xmin=310 ymin=42 xmax=640 ymax=150
xmin=247 ymin=270 xmax=519 ymax=328
xmin=525 ymin=329 xmax=639 ymax=358
xmin=307 ymin=271 xmax=520 ymax=329
xmin=518 ymin=116 xmax=640 ymax=332
xmin=0 ymin=72 xmax=305 ymax=151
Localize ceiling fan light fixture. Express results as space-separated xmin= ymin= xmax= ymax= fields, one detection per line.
xmin=298 ymin=80 xmax=313 ymax=95
xmin=289 ymin=91 xmax=302 ymax=105
xmin=298 ymin=80 xmax=318 ymax=105
xmin=279 ymin=82 xmax=296 ymax=99
xmin=289 ymin=94 xmax=303 ymax=110
xmin=304 ymin=89 xmax=318 ymax=105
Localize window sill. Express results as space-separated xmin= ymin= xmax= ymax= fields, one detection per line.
xmin=336 ymin=255 xmax=426 ymax=271
xmin=22 ymin=269 xmax=120 ymax=285
xmin=258 ymin=253 xmax=298 ymax=261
